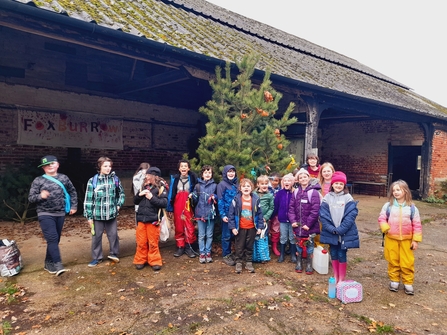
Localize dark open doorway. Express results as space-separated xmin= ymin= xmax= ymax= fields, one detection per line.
xmin=389 ymin=145 xmax=421 ymax=190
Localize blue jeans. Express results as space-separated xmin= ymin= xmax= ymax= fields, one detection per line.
xmin=38 ymin=215 xmax=65 ymax=263
xmin=279 ymin=222 xmax=295 ymax=244
xmin=198 ymin=219 xmax=215 ymax=255
xmin=329 ymin=242 xmax=347 ymax=263
xmin=221 ymin=221 xmax=233 ymax=256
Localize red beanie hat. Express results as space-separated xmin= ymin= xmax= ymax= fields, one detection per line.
xmin=331 ymin=171 xmax=347 ymax=185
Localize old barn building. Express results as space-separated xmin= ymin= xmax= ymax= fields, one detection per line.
xmin=1 ymin=0 xmax=447 ymax=200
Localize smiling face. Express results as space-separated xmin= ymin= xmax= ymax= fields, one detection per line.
xmin=202 ymin=169 xmax=212 ymax=181
xmin=321 ymin=166 xmax=334 ymax=182
xmin=257 ymin=180 xmax=269 ymax=192
xmin=179 ymin=162 xmax=190 ymax=176
xmin=240 ymin=181 xmax=252 ymax=196
xmin=270 ymin=177 xmax=280 ymax=189
xmin=392 ymin=184 xmax=405 ymax=202
xmin=332 ymin=182 xmax=345 ymax=193
xmin=298 ymin=173 xmax=309 ymax=188
xmin=226 ymin=169 xmax=236 ymax=180
xmin=282 ymin=177 xmax=293 ymax=190
xmin=307 ymin=156 xmax=318 ymax=168
xmin=42 ymin=162 xmax=59 ymax=176
xmin=100 ymin=161 xmax=112 ymax=175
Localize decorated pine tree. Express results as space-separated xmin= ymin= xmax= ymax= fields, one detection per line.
xmin=189 ymin=55 xmax=298 ymax=180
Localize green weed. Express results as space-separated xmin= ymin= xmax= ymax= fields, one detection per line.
xmin=377 ymin=324 xmax=394 ymax=333
xmin=245 ymin=303 xmax=257 ymax=312
xmin=351 ymin=257 xmax=364 ymax=264
xmin=1 ymin=321 xmax=12 ymax=335
xmin=0 ymin=282 xmax=20 ymax=304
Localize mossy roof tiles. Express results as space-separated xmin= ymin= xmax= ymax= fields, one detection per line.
xmin=13 ymin=0 xmax=447 ymax=117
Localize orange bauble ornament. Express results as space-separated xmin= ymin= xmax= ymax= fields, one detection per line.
xmin=274 ymin=128 xmax=280 ymax=135
xmin=241 ymin=113 xmax=248 ymax=119
xmin=277 ymin=143 xmax=283 ymax=150
xmin=264 ymin=90 xmax=274 ymax=102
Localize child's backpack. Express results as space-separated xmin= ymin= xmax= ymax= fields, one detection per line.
xmin=92 ymin=173 xmax=120 ymax=189
xmin=92 ymin=174 xmax=121 ymax=200
xmin=385 ymin=202 xmax=415 ymax=221
xmin=293 ymin=188 xmax=322 ymax=203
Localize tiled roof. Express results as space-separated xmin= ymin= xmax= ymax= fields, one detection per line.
xmin=13 ymin=0 xmax=447 ymax=118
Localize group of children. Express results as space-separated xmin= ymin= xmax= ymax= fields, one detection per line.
xmin=29 ymin=153 xmax=423 ymax=295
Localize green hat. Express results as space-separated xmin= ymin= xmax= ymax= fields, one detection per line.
xmin=38 ymin=155 xmax=58 ymax=168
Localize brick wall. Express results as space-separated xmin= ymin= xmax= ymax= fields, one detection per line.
xmin=0 ymin=83 xmax=202 ymax=177
xmin=430 ymin=129 xmax=447 ymax=196
xmin=319 ymin=119 xmax=424 ymax=182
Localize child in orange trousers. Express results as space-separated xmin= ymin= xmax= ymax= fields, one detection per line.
xmin=133 ymin=167 xmax=168 ymax=271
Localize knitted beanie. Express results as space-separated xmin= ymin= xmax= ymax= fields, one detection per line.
xmin=331 ymin=171 xmax=347 ymax=185
xmin=296 ymin=167 xmax=310 ymax=177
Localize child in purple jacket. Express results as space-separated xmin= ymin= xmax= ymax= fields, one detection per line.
xmin=288 ymin=168 xmax=321 ymax=274
xmin=271 ymin=173 xmax=295 ymax=263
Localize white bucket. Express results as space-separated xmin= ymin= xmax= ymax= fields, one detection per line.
xmin=312 ymin=245 xmax=329 ymax=274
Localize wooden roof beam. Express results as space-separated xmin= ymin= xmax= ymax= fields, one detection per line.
xmin=115 ymin=67 xmax=191 ymax=94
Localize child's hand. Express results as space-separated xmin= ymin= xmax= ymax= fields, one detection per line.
xmin=302 ymin=225 xmax=309 ymax=231
xmin=41 ymin=190 xmax=50 ymax=199
xmin=411 ymin=241 xmax=418 ymax=250
xmin=256 ymin=229 xmax=261 ymax=235
xmin=232 ymin=228 xmax=238 ymax=235
xmin=291 ymin=222 xmax=298 ymax=228
xmin=222 ymin=216 xmax=229 ymax=223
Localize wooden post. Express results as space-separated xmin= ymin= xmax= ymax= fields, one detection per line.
xmin=304 ymin=100 xmax=323 ymax=159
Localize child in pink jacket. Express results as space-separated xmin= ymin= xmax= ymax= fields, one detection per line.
xmin=378 ymin=179 xmax=422 ymax=295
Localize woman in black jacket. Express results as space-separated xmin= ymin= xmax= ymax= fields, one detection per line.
xmin=133 ymin=167 xmax=168 ymax=271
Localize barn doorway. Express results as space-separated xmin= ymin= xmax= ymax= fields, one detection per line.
xmin=389 ymin=145 xmax=421 ymax=191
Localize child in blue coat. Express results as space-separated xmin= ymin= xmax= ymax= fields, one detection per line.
xmin=190 ymin=165 xmax=217 ymax=264
xmin=228 ymin=178 xmax=264 ymax=273
xmin=319 ymin=171 xmax=359 ymax=283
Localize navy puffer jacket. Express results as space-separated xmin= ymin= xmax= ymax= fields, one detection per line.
xmin=319 ymin=200 xmax=359 ymax=249
xmin=191 ymin=178 xmax=217 ymax=220
xmin=217 ymin=165 xmax=238 ymax=219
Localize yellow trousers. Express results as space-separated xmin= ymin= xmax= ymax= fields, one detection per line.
xmin=384 ymin=235 xmax=414 ymax=285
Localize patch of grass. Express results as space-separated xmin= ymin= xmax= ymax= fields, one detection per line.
xmin=213 ymin=297 xmax=233 ymax=304
xmin=423 ymin=195 xmax=445 ymax=204
xmin=282 ymin=295 xmax=291 ymax=302
xmin=421 ymin=218 xmax=431 ymax=225
xmin=309 ymin=294 xmax=328 ymax=302
xmin=377 ymin=324 xmax=394 ymax=333
xmin=155 ymin=326 xmax=178 ymax=335
xmin=264 ymin=270 xmax=275 ymax=276
xmin=0 ymin=282 xmax=20 ymax=304
xmin=245 ymin=303 xmax=257 ymax=313
xmin=1 ymin=321 xmax=12 ymax=335
xmin=355 ymin=314 xmax=372 ymax=325
xmin=351 ymin=257 xmax=364 ymax=264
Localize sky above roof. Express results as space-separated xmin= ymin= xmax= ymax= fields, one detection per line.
xmin=206 ymin=0 xmax=447 ymax=108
